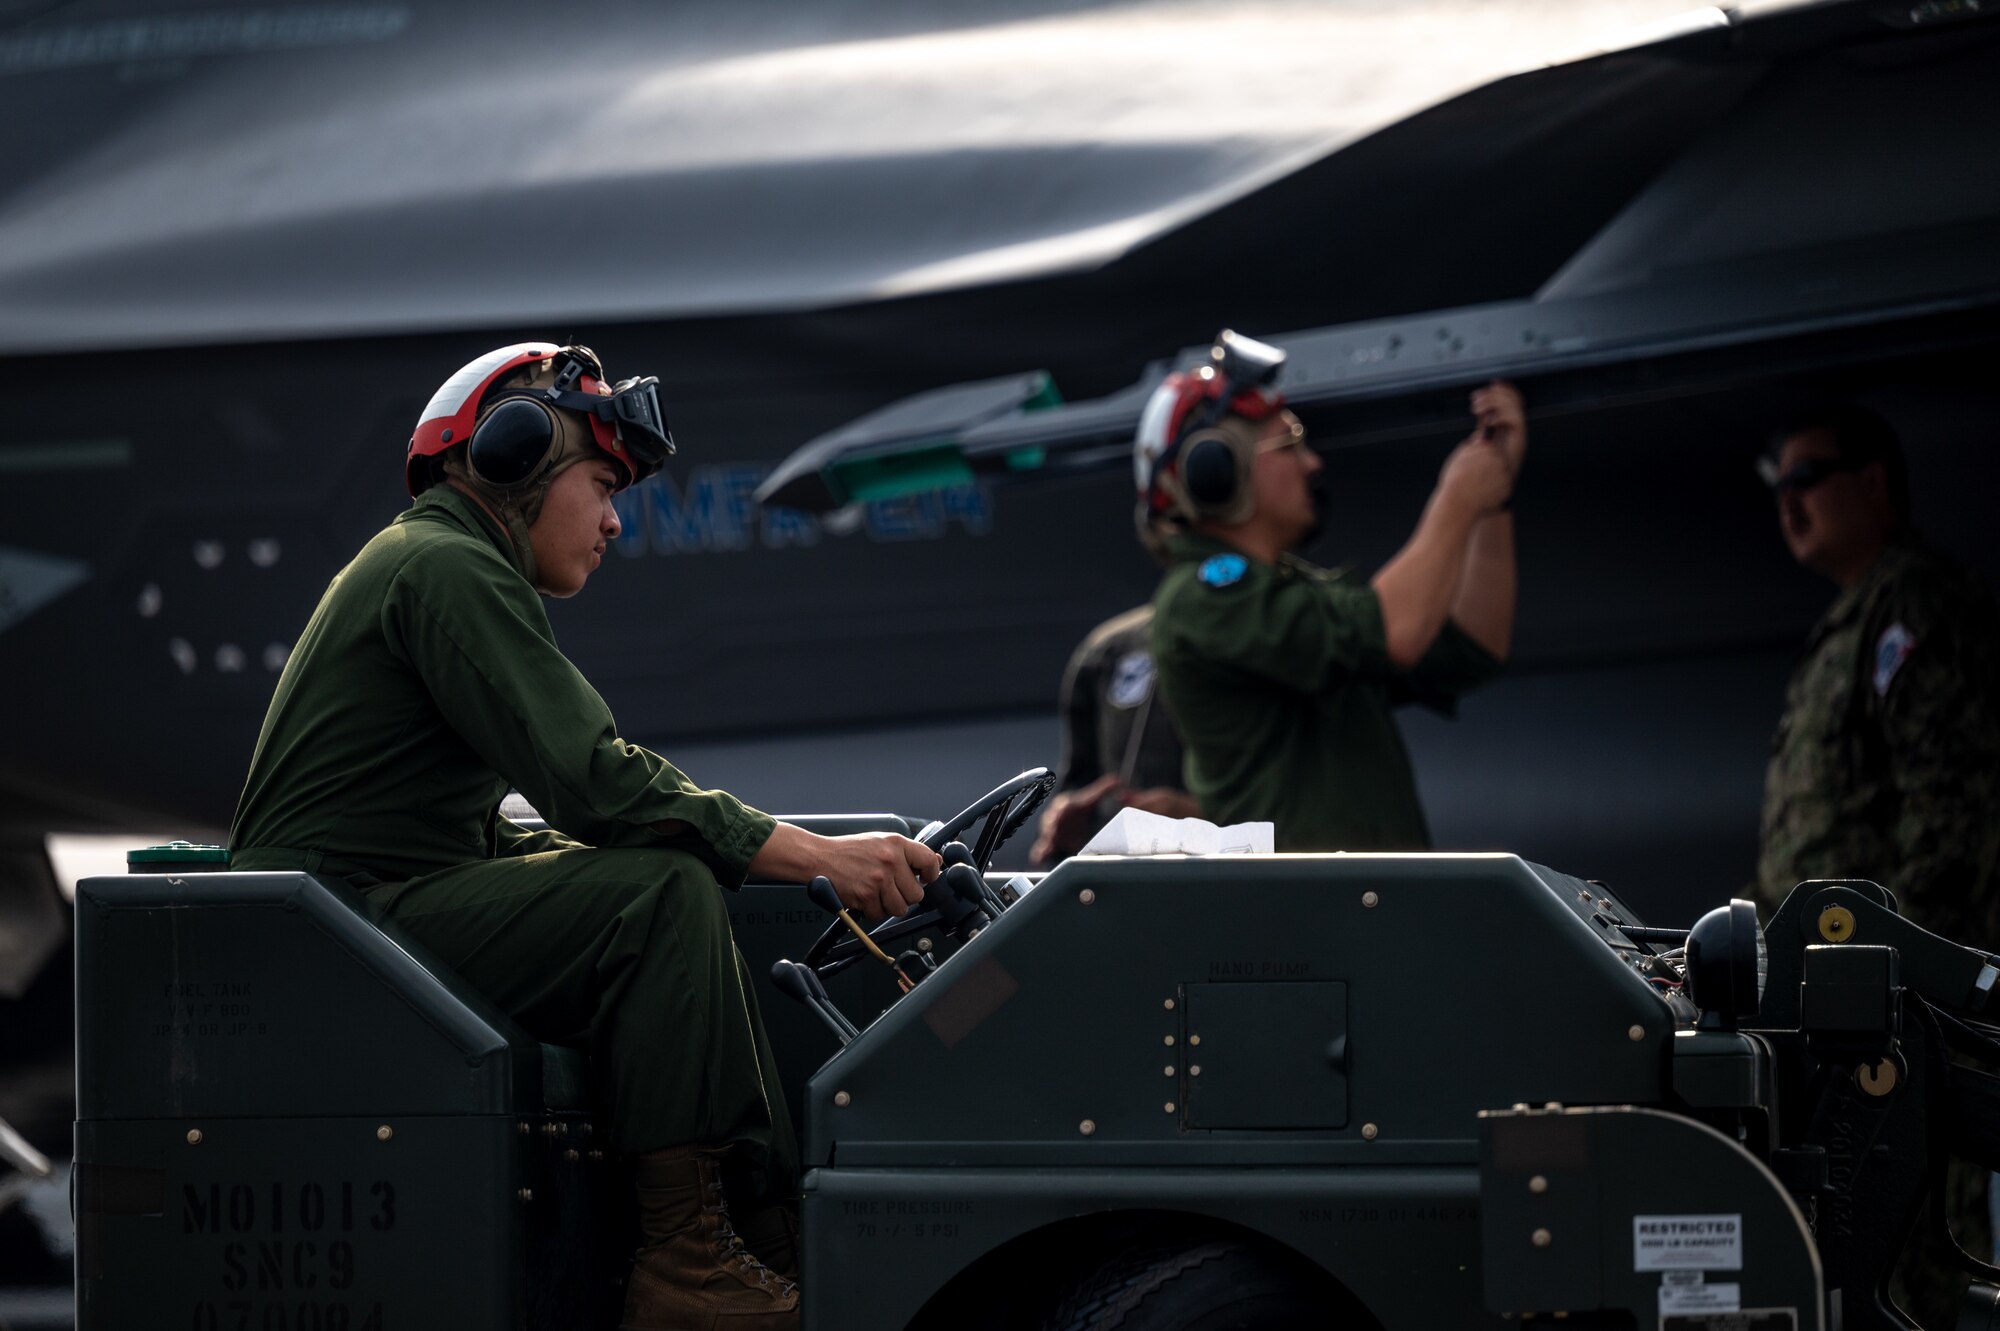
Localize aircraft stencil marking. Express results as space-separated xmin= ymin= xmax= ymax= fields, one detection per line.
xmin=613 ymin=463 xmax=989 ymax=557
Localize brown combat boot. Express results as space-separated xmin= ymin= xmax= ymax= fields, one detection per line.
xmin=733 ymin=1200 xmax=800 ymax=1281
xmin=621 ymin=1146 xmax=799 ymax=1331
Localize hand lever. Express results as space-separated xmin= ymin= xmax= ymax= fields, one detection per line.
xmin=772 ymin=959 xmax=856 ymax=1045
xmin=797 ymin=962 xmax=855 ymax=1029
xmin=944 ymin=863 xmax=1002 ymax=924
xmin=940 ymin=843 xmax=1009 ymax=917
xmin=807 ymin=875 xmax=914 ymax=991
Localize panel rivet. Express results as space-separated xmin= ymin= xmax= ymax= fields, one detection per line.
xmin=376 ymin=1125 xmax=393 ymax=1142
xmin=1189 ymin=1065 xmax=1201 ymax=1077
xmin=833 ymin=1090 xmax=852 ymax=1108
xmin=1361 ymin=1122 xmax=1379 ymax=1140
xmin=1164 ymin=1102 xmax=1176 ymax=1114
xmin=1079 ymin=888 xmax=1097 ymax=905
xmin=1164 ymin=1065 xmax=1176 ymax=1077
xmin=1163 ymin=998 xmax=1176 ymax=1011
xmin=1189 ymin=1035 xmax=1201 ymax=1047
xmin=1164 ymin=1035 xmax=1176 ymax=1047
xmin=917 ymin=937 xmax=934 ymax=953
xmin=1079 ymin=1119 xmax=1097 ymax=1136
xmin=1362 ymin=891 xmax=1380 ymax=909
xmin=186 ymin=1129 xmax=203 ymax=1146
xmin=1627 ymin=1024 xmax=1645 ymax=1042
xmin=1532 ymin=1228 xmax=1552 ymax=1248
xmin=1529 ymin=1175 xmax=1549 ymax=1195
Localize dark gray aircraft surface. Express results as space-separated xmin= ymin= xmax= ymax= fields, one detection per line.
xmin=5 ymin=0 xmax=2000 ymax=1318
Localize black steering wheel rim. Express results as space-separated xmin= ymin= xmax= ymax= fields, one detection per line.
xmin=804 ymin=768 xmax=1056 ymax=975
xmin=920 ymin=767 xmax=1057 ymax=865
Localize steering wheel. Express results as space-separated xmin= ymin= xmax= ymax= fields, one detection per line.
xmin=803 ymin=767 xmax=1056 ymax=976
xmin=916 ymin=766 xmax=1058 ymax=868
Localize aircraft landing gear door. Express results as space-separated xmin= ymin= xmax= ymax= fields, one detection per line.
xmin=1180 ymin=982 xmax=1349 ymax=1130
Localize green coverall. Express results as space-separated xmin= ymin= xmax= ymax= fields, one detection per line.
xmin=1150 ymin=533 xmax=1500 ymax=851
xmin=231 ymin=486 xmax=796 ymax=1203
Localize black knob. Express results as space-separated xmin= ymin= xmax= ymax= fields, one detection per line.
xmin=770 ymin=960 xmax=813 ymax=1004
xmin=805 ymin=875 xmax=843 ymax=916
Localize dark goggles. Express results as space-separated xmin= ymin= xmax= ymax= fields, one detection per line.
xmin=542 ymin=376 xmax=675 ymax=478
xmin=1757 ymin=453 xmax=1860 ymax=496
xmin=1182 ymin=329 xmax=1289 ymax=440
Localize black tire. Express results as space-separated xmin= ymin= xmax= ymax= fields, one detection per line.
xmin=1043 ymin=1240 xmax=1328 ymax=1331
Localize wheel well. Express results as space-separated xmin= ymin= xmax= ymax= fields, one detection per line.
xmin=904 ymin=1208 xmax=1382 ymax=1331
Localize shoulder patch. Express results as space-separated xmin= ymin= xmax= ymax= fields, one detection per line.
xmin=1873 ymin=621 xmax=1916 ymax=697
xmin=1198 ymin=553 xmax=1248 ymax=589
xmin=1107 ymin=650 xmax=1154 ymax=709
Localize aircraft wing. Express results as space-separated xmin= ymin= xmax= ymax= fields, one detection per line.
xmin=0 ymin=0 xmax=1716 ymax=355
xmin=759 ymin=0 xmax=2000 ymax=512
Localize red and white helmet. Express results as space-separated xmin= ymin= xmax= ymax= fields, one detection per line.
xmin=406 ymin=342 xmax=672 ymax=497
xmin=1134 ymin=329 xmax=1290 ymax=523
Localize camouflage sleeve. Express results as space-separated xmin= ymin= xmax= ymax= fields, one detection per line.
xmin=1870 ymin=573 xmax=2000 ymax=945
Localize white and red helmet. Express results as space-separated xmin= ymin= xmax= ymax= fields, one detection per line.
xmin=1134 ymin=329 xmax=1291 ymax=523
xmin=406 ymin=342 xmax=673 ymax=497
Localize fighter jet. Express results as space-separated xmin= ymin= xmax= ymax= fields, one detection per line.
xmin=5 ymin=0 xmax=2000 ymax=1309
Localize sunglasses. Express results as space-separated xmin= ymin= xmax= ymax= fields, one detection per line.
xmin=1254 ymin=417 xmax=1309 ymax=455
xmin=1757 ymin=454 xmax=1860 ymax=497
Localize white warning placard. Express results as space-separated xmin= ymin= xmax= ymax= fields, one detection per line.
xmin=1634 ymin=1214 xmax=1743 ymax=1271
xmin=1659 ymin=1270 xmax=1742 ymax=1315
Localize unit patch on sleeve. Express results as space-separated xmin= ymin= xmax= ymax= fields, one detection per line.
xmin=1108 ymin=651 xmax=1155 ymax=709
xmin=1873 ymin=622 xmax=1916 ymax=697
xmin=1198 ymin=554 xmax=1248 ymax=589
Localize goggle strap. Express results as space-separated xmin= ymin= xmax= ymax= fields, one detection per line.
xmin=527 ymin=385 xmax=676 ymax=462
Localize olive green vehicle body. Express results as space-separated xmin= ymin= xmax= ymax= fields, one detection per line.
xmin=74 ymin=827 xmax=1915 ymax=1330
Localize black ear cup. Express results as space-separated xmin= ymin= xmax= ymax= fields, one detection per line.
xmin=1182 ymin=433 xmax=1239 ymax=507
xmin=468 ymin=398 xmax=555 ymax=488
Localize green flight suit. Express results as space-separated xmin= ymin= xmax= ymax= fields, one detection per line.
xmin=231 ymin=486 xmax=794 ymax=1201
xmin=1755 ymin=539 xmax=2000 ymax=1321
xmin=1150 ymin=533 xmax=1501 ymax=851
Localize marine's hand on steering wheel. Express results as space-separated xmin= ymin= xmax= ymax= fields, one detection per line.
xmin=801 ymin=769 xmax=1057 ymax=974
xmin=816 ymin=832 xmax=939 ymax=920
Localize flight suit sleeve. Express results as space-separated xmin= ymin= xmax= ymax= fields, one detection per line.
xmin=384 ymin=547 xmax=778 ymax=885
xmin=1161 ymin=563 xmax=1395 ymax=694
xmin=1053 ymin=633 xmax=1104 ymax=792
xmin=1868 ymin=575 xmax=2000 ymax=944
xmin=1397 ymin=620 xmax=1505 ymax=714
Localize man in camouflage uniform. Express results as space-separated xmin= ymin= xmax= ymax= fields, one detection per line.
xmin=1755 ymin=404 xmax=2000 ymax=1323
xmin=1031 ymin=604 xmax=1194 ymax=865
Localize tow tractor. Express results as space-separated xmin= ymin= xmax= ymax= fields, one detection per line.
xmin=70 ymin=769 xmax=2000 ymax=1328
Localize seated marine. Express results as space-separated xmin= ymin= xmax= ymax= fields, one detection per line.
xmin=230 ymin=342 xmax=942 ymax=1331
